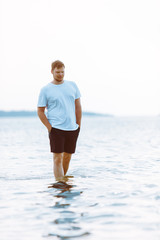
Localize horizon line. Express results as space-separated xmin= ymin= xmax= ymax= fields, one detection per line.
xmin=0 ymin=110 xmax=113 ymax=117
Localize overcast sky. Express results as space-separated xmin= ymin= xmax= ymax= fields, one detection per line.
xmin=0 ymin=0 xmax=160 ymax=116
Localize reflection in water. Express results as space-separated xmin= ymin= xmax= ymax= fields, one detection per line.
xmin=48 ymin=181 xmax=73 ymax=190
xmin=45 ymin=178 xmax=89 ymax=239
xmin=47 ymin=232 xmax=90 ymax=239
xmin=1 ymin=117 xmax=160 ymax=239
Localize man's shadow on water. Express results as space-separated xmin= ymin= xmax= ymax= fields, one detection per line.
xmin=48 ymin=177 xmax=83 ymax=199
xmin=46 ymin=178 xmax=90 ymax=239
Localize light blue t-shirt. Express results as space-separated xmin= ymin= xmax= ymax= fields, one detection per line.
xmin=37 ymin=81 xmax=81 ymax=131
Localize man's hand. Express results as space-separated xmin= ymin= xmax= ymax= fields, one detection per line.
xmin=48 ymin=126 xmax=52 ymax=133
xmin=37 ymin=107 xmax=52 ymax=132
xmin=75 ymin=98 xmax=82 ymax=127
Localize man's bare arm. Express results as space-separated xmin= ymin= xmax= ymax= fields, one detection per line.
xmin=75 ymin=98 xmax=82 ymax=127
xmin=37 ymin=107 xmax=52 ymax=132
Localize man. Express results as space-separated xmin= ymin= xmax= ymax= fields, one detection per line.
xmin=37 ymin=60 xmax=82 ymax=181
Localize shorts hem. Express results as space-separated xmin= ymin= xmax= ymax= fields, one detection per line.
xmin=51 ymin=150 xmax=75 ymax=154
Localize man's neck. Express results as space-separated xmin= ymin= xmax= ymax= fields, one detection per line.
xmin=52 ymin=79 xmax=64 ymax=85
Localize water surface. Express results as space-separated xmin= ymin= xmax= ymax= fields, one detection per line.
xmin=0 ymin=116 xmax=160 ymax=240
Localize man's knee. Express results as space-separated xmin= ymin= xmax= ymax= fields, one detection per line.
xmin=63 ymin=153 xmax=72 ymax=162
xmin=53 ymin=153 xmax=63 ymax=165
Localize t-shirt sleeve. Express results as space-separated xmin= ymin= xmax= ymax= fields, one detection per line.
xmin=37 ymin=88 xmax=47 ymax=107
xmin=74 ymin=82 xmax=81 ymax=99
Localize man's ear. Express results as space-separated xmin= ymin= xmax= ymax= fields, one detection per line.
xmin=51 ymin=69 xmax=53 ymax=74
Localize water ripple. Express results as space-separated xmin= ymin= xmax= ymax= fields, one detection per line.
xmin=0 ymin=116 xmax=160 ymax=240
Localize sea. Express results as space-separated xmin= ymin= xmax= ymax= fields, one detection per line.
xmin=0 ymin=115 xmax=160 ymax=240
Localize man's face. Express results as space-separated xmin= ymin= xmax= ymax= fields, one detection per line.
xmin=52 ymin=67 xmax=65 ymax=82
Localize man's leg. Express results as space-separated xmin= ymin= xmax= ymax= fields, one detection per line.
xmin=63 ymin=152 xmax=72 ymax=175
xmin=53 ymin=153 xmax=64 ymax=180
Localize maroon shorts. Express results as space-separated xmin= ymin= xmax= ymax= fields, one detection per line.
xmin=49 ymin=127 xmax=80 ymax=153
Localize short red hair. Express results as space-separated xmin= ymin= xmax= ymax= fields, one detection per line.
xmin=51 ymin=60 xmax=65 ymax=71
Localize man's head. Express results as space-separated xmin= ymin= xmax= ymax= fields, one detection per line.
xmin=51 ymin=60 xmax=65 ymax=84
xmin=51 ymin=60 xmax=65 ymax=71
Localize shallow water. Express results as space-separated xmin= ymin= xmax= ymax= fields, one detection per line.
xmin=0 ymin=116 xmax=160 ymax=240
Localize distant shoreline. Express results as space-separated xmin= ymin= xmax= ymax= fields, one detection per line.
xmin=0 ymin=110 xmax=113 ymax=117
